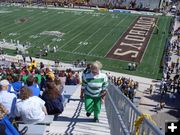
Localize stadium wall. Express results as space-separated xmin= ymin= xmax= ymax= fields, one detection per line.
xmin=90 ymin=0 xmax=161 ymax=10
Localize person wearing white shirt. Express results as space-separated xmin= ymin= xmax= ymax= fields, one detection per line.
xmin=14 ymin=86 xmax=47 ymax=124
xmin=0 ymin=79 xmax=16 ymax=113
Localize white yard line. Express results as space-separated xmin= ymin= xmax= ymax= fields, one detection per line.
xmin=60 ymin=49 xmax=104 ymax=58
xmin=72 ymin=15 xmax=110 ymax=52
xmin=59 ymin=15 xmax=107 ymax=49
xmin=87 ymin=15 xmax=129 ymax=55
xmin=153 ymin=18 xmax=167 ymax=75
xmin=35 ymin=14 xmax=87 ymax=45
xmin=104 ymin=16 xmax=138 ymax=57
xmin=59 ymin=14 xmax=87 ymax=35
xmin=0 ymin=11 xmax=43 ymax=32
xmin=140 ymin=17 xmax=159 ymax=63
xmin=46 ymin=14 xmax=93 ymax=48
xmin=4 ymin=12 xmax=51 ymax=39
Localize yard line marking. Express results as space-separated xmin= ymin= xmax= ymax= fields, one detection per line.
xmin=0 ymin=11 xmax=41 ymax=31
xmin=59 ymin=15 xmax=107 ymax=49
xmin=44 ymin=14 xmax=93 ymax=48
xmin=0 ymin=8 xmax=44 ymax=30
xmin=3 ymin=11 xmax=50 ymax=39
xmin=60 ymin=49 xmax=104 ymax=58
xmin=104 ymin=16 xmax=138 ymax=57
xmin=11 ymin=13 xmax=55 ymax=40
xmin=33 ymin=13 xmax=87 ymax=45
xmin=72 ymin=16 xmax=112 ymax=52
xmin=153 ymin=18 xmax=167 ymax=76
xmin=59 ymin=14 xmax=87 ymax=34
xmin=88 ymin=15 xmax=129 ymax=55
xmin=140 ymin=17 xmax=159 ymax=63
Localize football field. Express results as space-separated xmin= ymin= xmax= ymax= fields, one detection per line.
xmin=0 ymin=5 xmax=172 ymax=79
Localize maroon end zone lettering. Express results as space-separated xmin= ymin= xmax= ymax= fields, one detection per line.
xmin=106 ymin=16 xmax=156 ymax=63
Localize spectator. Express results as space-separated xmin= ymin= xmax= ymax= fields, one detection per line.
xmin=54 ymin=77 xmax=63 ymax=94
xmin=46 ymin=68 xmax=55 ymax=81
xmin=40 ymin=62 xmax=44 ymax=69
xmin=149 ymin=84 xmax=153 ymax=95
xmin=65 ymin=70 xmax=77 ymax=85
xmin=59 ymin=71 xmax=66 ymax=86
xmin=26 ymin=75 xmax=40 ymax=96
xmin=42 ymin=82 xmax=64 ymax=115
xmin=11 ymin=75 xmax=24 ymax=92
xmin=80 ymin=61 xmax=108 ymax=122
xmin=22 ymin=70 xmax=29 ymax=84
xmin=31 ymin=60 xmax=37 ymax=69
xmin=14 ymin=86 xmax=47 ymax=124
xmin=0 ymin=79 xmax=16 ymax=113
xmin=34 ymin=69 xmax=42 ymax=85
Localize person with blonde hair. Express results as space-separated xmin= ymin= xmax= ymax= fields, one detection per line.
xmin=0 ymin=79 xmax=16 ymax=113
xmin=14 ymin=86 xmax=47 ymax=124
xmin=80 ymin=61 xmax=108 ymax=122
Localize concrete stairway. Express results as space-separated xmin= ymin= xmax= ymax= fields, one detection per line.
xmin=43 ymin=87 xmax=110 ymax=135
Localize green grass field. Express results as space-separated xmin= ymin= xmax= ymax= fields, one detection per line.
xmin=0 ymin=6 xmax=172 ymax=79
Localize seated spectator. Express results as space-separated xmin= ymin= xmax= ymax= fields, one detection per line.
xmin=40 ymin=62 xmax=45 ymax=69
xmin=54 ymin=77 xmax=64 ymax=94
xmin=40 ymin=70 xmax=46 ymax=91
xmin=21 ymin=70 xmax=29 ymax=84
xmin=34 ymin=77 xmax=40 ymax=89
xmin=0 ymin=103 xmax=8 ymax=120
xmin=11 ymin=75 xmax=24 ymax=92
xmin=65 ymin=70 xmax=77 ymax=85
xmin=14 ymin=86 xmax=47 ymax=124
xmin=46 ymin=68 xmax=55 ymax=81
xmin=26 ymin=75 xmax=40 ymax=96
xmin=0 ymin=80 xmax=16 ymax=113
xmin=31 ymin=60 xmax=37 ymax=69
xmin=34 ymin=69 xmax=42 ymax=85
xmin=59 ymin=71 xmax=66 ymax=86
xmin=42 ymin=82 xmax=64 ymax=115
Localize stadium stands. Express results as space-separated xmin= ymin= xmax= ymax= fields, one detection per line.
xmin=0 ymin=1 xmax=179 ymax=134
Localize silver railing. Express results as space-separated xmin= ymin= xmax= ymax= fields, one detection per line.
xmin=105 ymin=83 xmax=164 ymax=135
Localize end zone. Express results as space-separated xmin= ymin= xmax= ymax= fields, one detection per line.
xmin=106 ymin=16 xmax=157 ymax=63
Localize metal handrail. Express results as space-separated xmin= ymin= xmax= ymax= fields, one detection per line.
xmin=105 ymin=83 xmax=164 ymax=135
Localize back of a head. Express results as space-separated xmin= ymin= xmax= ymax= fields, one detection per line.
xmin=26 ymin=75 xmax=34 ymax=86
xmin=35 ymin=69 xmax=40 ymax=74
xmin=45 ymin=81 xmax=59 ymax=99
xmin=91 ymin=61 xmax=103 ymax=75
xmin=20 ymin=86 xmax=33 ymax=100
xmin=13 ymin=75 xmax=20 ymax=82
xmin=91 ymin=61 xmax=102 ymax=70
xmin=0 ymin=79 xmax=9 ymax=91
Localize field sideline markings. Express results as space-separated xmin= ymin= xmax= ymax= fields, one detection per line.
xmin=87 ymin=15 xmax=129 ymax=55
xmin=45 ymin=14 xmax=94 ymax=48
xmin=140 ymin=17 xmax=159 ymax=63
xmin=153 ymin=18 xmax=167 ymax=75
xmin=2 ymin=11 xmax=50 ymax=39
xmin=33 ymin=13 xmax=87 ymax=45
xmin=0 ymin=8 xmax=44 ymax=31
xmin=0 ymin=10 xmax=40 ymax=31
xmin=104 ymin=16 xmax=138 ymax=57
xmin=0 ymin=10 xmax=27 ymax=28
xmin=60 ymin=49 xmax=104 ymax=58
xmin=71 ymin=15 xmax=113 ymax=52
xmin=59 ymin=15 xmax=107 ymax=49
xmin=9 ymin=13 xmax=56 ymax=41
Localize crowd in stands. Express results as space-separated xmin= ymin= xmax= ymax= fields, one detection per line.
xmin=0 ymin=59 xmax=80 ymax=125
xmin=107 ymin=73 xmax=138 ymax=102
xmin=73 ymin=59 xmax=87 ymax=68
xmin=161 ymin=37 xmax=180 ymax=100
